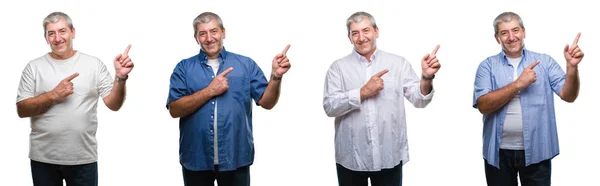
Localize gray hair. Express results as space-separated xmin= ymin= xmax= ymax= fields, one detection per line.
xmin=43 ymin=12 xmax=74 ymax=35
xmin=193 ymin=12 xmax=224 ymax=36
xmin=493 ymin=12 xmax=524 ymax=35
xmin=346 ymin=11 xmax=377 ymax=35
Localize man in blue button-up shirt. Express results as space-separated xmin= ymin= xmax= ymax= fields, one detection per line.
xmin=473 ymin=12 xmax=584 ymax=186
xmin=166 ymin=12 xmax=291 ymax=186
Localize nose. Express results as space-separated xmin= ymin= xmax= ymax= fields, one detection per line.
xmin=507 ymin=31 xmax=516 ymax=41
xmin=205 ymin=34 xmax=214 ymax=43
xmin=358 ymin=32 xmax=366 ymax=42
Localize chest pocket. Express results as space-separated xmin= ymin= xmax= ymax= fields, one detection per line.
xmin=225 ymin=76 xmax=250 ymax=102
xmin=381 ymin=76 xmax=399 ymax=100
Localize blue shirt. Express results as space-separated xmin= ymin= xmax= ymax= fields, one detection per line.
xmin=472 ymin=48 xmax=566 ymax=168
xmin=167 ymin=48 xmax=268 ymax=171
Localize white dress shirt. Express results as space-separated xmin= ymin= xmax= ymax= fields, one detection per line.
xmin=323 ymin=49 xmax=434 ymax=171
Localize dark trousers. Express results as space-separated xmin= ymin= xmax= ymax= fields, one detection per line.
xmin=182 ymin=165 xmax=250 ymax=186
xmin=336 ymin=163 xmax=402 ymax=186
xmin=485 ymin=149 xmax=551 ymax=186
xmin=30 ymin=160 xmax=98 ymax=186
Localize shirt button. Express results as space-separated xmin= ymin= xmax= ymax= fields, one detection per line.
xmin=210 ymin=130 xmax=213 ymax=133
xmin=212 ymin=76 xmax=214 ymax=78
xmin=211 ymin=115 xmax=213 ymax=118
xmin=212 ymin=102 xmax=215 ymax=104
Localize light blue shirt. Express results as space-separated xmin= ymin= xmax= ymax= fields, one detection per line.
xmin=472 ymin=48 xmax=566 ymax=168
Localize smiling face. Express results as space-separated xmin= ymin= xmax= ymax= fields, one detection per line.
xmin=195 ymin=19 xmax=225 ymax=60
xmin=348 ymin=19 xmax=379 ymax=60
xmin=495 ymin=19 xmax=526 ymax=58
xmin=44 ymin=18 xmax=76 ymax=60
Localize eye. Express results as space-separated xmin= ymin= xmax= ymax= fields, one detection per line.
xmin=198 ymin=32 xmax=206 ymax=37
xmin=47 ymin=32 xmax=55 ymax=37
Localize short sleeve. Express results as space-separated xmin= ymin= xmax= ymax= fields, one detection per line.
xmin=97 ymin=60 xmax=114 ymax=99
xmin=166 ymin=62 xmax=189 ymax=109
xmin=248 ymin=59 xmax=268 ymax=105
xmin=16 ymin=63 xmax=36 ymax=103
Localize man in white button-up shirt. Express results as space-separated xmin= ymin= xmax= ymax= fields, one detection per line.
xmin=323 ymin=11 xmax=441 ymax=186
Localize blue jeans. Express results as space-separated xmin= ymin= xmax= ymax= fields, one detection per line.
xmin=485 ymin=149 xmax=551 ymax=186
xmin=182 ymin=165 xmax=250 ymax=186
xmin=30 ymin=160 xmax=98 ymax=186
xmin=336 ymin=163 xmax=402 ymax=186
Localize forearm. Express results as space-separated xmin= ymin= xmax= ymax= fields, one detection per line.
xmin=104 ymin=79 xmax=126 ymax=111
xmin=169 ymin=88 xmax=213 ymax=118
xmin=16 ymin=92 xmax=56 ymax=118
xmin=258 ymin=76 xmax=281 ymax=110
xmin=420 ymin=79 xmax=433 ymax=95
xmin=477 ymin=82 xmax=520 ymax=115
xmin=560 ymin=66 xmax=579 ymax=102
xmin=324 ymin=88 xmax=361 ymax=117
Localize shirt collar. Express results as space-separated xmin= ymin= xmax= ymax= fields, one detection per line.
xmin=352 ymin=48 xmax=378 ymax=64
xmin=198 ymin=47 xmax=228 ymax=64
xmin=499 ymin=46 xmax=528 ymax=65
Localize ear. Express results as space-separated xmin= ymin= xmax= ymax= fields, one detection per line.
xmin=221 ymin=28 xmax=226 ymax=40
xmin=348 ymin=34 xmax=353 ymax=44
xmin=522 ymin=28 xmax=526 ymax=39
xmin=374 ymin=27 xmax=379 ymax=39
xmin=44 ymin=32 xmax=50 ymax=44
xmin=494 ymin=34 xmax=500 ymax=44
xmin=71 ymin=27 xmax=76 ymax=39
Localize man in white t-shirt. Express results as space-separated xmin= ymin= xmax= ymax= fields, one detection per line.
xmin=15 ymin=12 xmax=134 ymax=186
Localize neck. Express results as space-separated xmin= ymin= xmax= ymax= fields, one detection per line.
xmin=49 ymin=50 xmax=76 ymax=60
xmin=362 ymin=49 xmax=376 ymax=62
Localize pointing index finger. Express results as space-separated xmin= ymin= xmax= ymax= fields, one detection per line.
xmin=123 ymin=44 xmax=132 ymax=55
xmin=374 ymin=69 xmax=389 ymax=77
xmin=218 ymin=67 xmax=233 ymax=77
xmin=431 ymin=44 xmax=440 ymax=55
xmin=572 ymin=32 xmax=581 ymax=46
xmin=281 ymin=44 xmax=291 ymax=55
xmin=527 ymin=60 xmax=540 ymax=70
xmin=64 ymin=72 xmax=79 ymax=82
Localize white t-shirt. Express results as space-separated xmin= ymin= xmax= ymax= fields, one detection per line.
xmin=501 ymin=56 xmax=524 ymax=150
xmin=207 ymin=59 xmax=220 ymax=165
xmin=16 ymin=51 xmax=113 ymax=165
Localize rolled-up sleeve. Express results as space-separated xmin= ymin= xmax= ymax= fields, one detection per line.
xmin=402 ymin=61 xmax=434 ymax=108
xmin=544 ymin=56 xmax=566 ymax=96
xmin=473 ymin=60 xmax=493 ymax=108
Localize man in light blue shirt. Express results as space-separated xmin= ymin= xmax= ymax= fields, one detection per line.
xmin=472 ymin=12 xmax=584 ymax=186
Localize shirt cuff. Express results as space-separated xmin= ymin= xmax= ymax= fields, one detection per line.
xmin=349 ymin=88 xmax=362 ymax=108
xmin=419 ymin=88 xmax=435 ymax=100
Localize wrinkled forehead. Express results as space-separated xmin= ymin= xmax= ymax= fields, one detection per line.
xmin=496 ymin=19 xmax=522 ymax=32
xmin=349 ymin=19 xmax=374 ymax=32
xmin=45 ymin=18 xmax=70 ymax=32
xmin=196 ymin=19 xmax=220 ymax=32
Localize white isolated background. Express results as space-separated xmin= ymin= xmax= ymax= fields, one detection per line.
xmin=0 ymin=0 xmax=598 ymax=185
